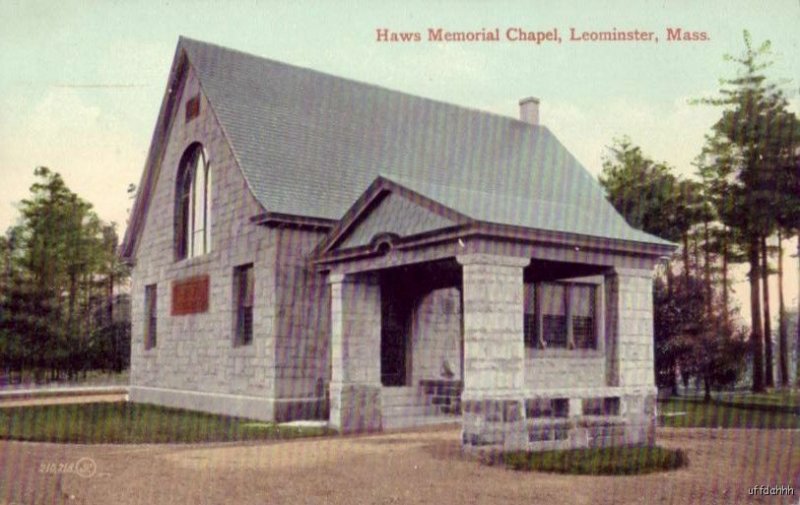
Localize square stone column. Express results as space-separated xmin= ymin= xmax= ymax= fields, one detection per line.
xmin=605 ymin=268 xmax=656 ymax=388
xmin=328 ymin=273 xmax=382 ymax=433
xmin=605 ymin=267 xmax=658 ymax=445
xmin=457 ymin=254 xmax=530 ymax=451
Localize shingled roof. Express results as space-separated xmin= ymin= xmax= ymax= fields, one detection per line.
xmin=122 ymin=36 xmax=672 ymax=258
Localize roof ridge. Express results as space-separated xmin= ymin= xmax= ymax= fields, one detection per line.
xmin=177 ymin=35 xmax=548 ymax=133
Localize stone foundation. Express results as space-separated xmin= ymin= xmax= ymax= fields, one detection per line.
xmin=461 ymin=398 xmax=527 ymax=449
xmin=274 ymin=397 xmax=329 ymax=422
xmin=420 ymin=379 xmax=463 ymax=415
xmin=461 ymin=390 xmax=657 ymax=452
xmin=329 ymin=384 xmax=382 ymax=433
xmin=130 ymin=386 xmax=276 ymax=421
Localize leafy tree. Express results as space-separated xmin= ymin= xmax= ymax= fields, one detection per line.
xmin=600 ymin=138 xmax=707 ymax=284
xmin=600 ymin=138 xmax=684 ymax=242
xmin=654 ymin=274 xmax=745 ymax=400
xmin=1 ymin=167 xmax=131 ymax=380
xmin=694 ymin=31 xmax=800 ymax=392
xmin=600 ymin=138 xmax=720 ymax=392
xmin=773 ymin=148 xmax=800 ymax=386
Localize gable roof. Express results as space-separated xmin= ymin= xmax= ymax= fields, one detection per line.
xmin=122 ymin=36 xmax=673 ymax=259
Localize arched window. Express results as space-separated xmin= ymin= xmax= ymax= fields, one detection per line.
xmin=175 ymin=144 xmax=211 ymax=259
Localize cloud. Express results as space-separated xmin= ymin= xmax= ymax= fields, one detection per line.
xmin=0 ymin=87 xmax=146 ymax=232
xmin=539 ymin=92 xmax=720 ymax=178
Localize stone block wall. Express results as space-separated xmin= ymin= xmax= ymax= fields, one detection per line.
xmin=458 ymin=254 xmax=529 ymax=450
xmin=420 ymin=379 xmax=463 ymax=415
xmin=411 ymin=287 xmax=462 ymax=384
xmin=273 ymin=228 xmax=330 ymax=421
xmin=606 ymin=268 xmax=656 ymax=388
xmin=525 ymin=355 xmax=605 ymax=390
xmin=129 ymin=64 xmax=279 ymax=420
xmin=329 ymin=274 xmax=382 ymax=432
xmin=597 ymin=267 xmax=657 ymax=447
xmin=518 ymin=388 xmax=655 ymax=450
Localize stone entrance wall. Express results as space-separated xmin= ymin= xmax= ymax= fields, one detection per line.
xmin=410 ymin=287 xmax=462 ymax=385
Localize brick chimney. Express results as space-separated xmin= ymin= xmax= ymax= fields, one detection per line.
xmin=519 ymin=97 xmax=539 ymax=125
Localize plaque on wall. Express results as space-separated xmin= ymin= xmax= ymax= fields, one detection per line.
xmin=171 ymin=275 xmax=210 ymax=315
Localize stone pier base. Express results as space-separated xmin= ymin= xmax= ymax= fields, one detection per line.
xmin=461 ymin=389 xmax=657 ymax=452
xmin=461 ymin=397 xmax=528 ymax=450
xmin=329 ymin=384 xmax=382 ymax=433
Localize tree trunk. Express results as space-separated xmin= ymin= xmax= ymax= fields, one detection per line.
xmin=761 ymin=236 xmax=774 ymax=387
xmin=665 ymin=261 xmax=674 ymax=297
xmin=682 ymin=232 xmax=691 ymax=284
xmin=703 ymin=375 xmax=711 ymax=403
xmin=671 ymin=369 xmax=679 ymax=396
xmin=3 ymin=240 xmax=10 ymax=299
xmin=797 ymin=238 xmax=800 ymax=387
xmin=693 ymin=233 xmax=701 ymax=281
xmin=68 ymin=270 xmax=77 ymax=380
xmin=84 ymin=272 xmax=92 ymax=373
xmin=749 ymin=238 xmax=765 ymax=392
xmin=703 ymin=220 xmax=713 ymax=320
xmin=776 ymin=230 xmax=788 ymax=387
xmin=107 ymin=271 xmax=114 ymax=324
xmin=721 ymin=230 xmax=730 ymax=332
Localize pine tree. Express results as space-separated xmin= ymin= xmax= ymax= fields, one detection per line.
xmin=694 ymin=31 xmax=800 ymax=391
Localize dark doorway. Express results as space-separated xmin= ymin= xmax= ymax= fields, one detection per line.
xmin=379 ymin=261 xmax=462 ymax=387
xmin=380 ymin=294 xmax=410 ymax=386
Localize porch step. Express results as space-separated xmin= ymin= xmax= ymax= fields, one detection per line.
xmin=380 ymin=387 xmax=427 ymax=408
xmin=381 ymin=386 xmax=460 ymax=429
xmin=382 ymin=403 xmax=441 ymax=418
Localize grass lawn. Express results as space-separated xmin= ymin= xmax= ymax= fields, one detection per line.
xmin=503 ymin=446 xmax=687 ymax=475
xmin=0 ymin=370 xmax=130 ymax=388
xmin=659 ymin=396 xmax=800 ymax=429
xmin=713 ymin=390 xmax=800 ymax=409
xmin=0 ymin=402 xmax=330 ymax=444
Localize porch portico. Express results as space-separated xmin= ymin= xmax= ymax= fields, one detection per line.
xmin=313 ymin=178 xmax=671 ymax=451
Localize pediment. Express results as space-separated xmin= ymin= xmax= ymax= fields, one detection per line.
xmin=339 ymin=191 xmax=457 ymax=249
xmin=314 ymin=177 xmax=471 ymax=257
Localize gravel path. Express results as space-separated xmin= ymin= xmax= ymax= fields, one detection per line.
xmin=0 ymin=394 xmax=127 ymax=408
xmin=1 ymin=427 xmax=798 ymax=505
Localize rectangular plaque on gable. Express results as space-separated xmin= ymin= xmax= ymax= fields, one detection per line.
xmin=171 ymin=275 xmax=210 ymax=315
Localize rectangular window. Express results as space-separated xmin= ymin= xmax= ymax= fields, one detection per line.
xmin=583 ymin=397 xmax=620 ymax=416
xmin=572 ymin=284 xmax=596 ymax=350
xmin=541 ymin=283 xmax=567 ymax=348
xmin=525 ymin=398 xmax=569 ymax=418
xmin=523 ymin=283 xmax=537 ymax=348
xmin=524 ymin=281 xmax=598 ymax=350
xmin=234 ymin=264 xmax=254 ymax=346
xmin=144 ymin=284 xmax=157 ymax=350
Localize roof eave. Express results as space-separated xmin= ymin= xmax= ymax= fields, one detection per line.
xmin=250 ymin=211 xmax=336 ymax=231
xmin=313 ymin=220 xmax=677 ymax=269
xmin=120 ymin=42 xmax=190 ymax=261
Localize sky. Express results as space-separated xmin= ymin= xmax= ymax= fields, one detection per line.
xmin=0 ymin=0 xmax=799 ymax=323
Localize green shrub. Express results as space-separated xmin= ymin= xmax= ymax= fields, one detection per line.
xmin=503 ymin=446 xmax=687 ymax=475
